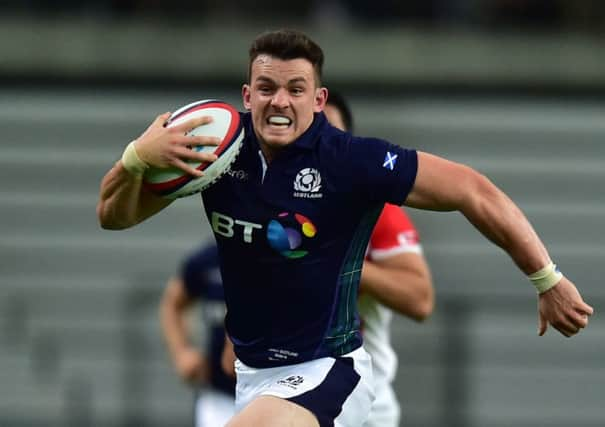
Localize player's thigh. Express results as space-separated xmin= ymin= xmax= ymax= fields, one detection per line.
xmin=226 ymin=395 xmax=319 ymax=427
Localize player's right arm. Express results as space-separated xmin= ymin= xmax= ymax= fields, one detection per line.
xmin=160 ymin=276 xmax=209 ymax=385
xmin=96 ymin=159 xmax=171 ymax=229
xmin=97 ymin=113 xmax=220 ymax=229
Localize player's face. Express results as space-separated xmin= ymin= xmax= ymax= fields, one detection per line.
xmin=323 ymin=104 xmax=346 ymax=131
xmin=243 ymin=55 xmax=327 ymax=155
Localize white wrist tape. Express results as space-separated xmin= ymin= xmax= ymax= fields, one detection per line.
xmin=121 ymin=140 xmax=149 ymax=176
xmin=528 ymin=262 xmax=563 ymax=294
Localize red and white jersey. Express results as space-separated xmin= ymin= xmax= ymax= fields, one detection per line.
xmin=358 ymin=203 xmax=422 ymax=386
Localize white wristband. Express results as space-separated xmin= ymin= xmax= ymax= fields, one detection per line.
xmin=528 ymin=262 xmax=563 ymax=294
xmin=121 ymin=140 xmax=149 ymax=176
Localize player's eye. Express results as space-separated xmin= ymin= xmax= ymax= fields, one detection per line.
xmin=258 ymin=86 xmax=273 ymax=95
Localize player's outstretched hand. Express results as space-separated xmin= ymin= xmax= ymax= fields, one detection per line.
xmin=134 ymin=112 xmax=221 ymax=176
xmin=538 ymin=276 xmax=594 ymax=337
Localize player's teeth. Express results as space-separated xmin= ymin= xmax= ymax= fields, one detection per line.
xmin=268 ymin=116 xmax=291 ymax=125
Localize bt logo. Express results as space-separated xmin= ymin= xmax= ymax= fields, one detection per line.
xmin=267 ymin=212 xmax=317 ymax=259
xmin=211 ymin=211 xmax=318 ymax=258
xmin=211 ymin=211 xmax=262 ymax=243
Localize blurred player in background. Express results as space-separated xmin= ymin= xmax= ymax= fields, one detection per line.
xmin=159 ymin=243 xmax=235 ymax=427
xmin=325 ymin=91 xmax=433 ymax=427
xmin=98 ymin=29 xmax=593 ymax=427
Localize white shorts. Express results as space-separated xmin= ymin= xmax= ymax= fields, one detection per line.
xmin=195 ymin=389 xmax=236 ymax=427
xmin=363 ymin=383 xmax=400 ymax=427
xmin=234 ymin=346 xmax=375 ymax=427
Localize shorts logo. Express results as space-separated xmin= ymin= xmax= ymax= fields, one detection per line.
xmin=278 ymin=375 xmax=305 ymax=389
xmin=293 ymin=168 xmax=322 ymax=199
xmin=267 ymin=212 xmax=317 ymax=259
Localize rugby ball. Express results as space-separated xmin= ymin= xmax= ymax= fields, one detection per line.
xmin=143 ymin=99 xmax=244 ymax=199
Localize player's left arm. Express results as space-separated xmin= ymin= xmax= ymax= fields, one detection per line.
xmin=404 ymin=151 xmax=594 ymax=337
xmin=361 ymin=252 xmax=433 ymax=321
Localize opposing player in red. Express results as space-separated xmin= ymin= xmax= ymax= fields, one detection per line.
xmin=324 ymin=91 xmax=433 ymax=427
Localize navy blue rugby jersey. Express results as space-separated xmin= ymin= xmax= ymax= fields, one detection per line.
xmin=181 ymin=244 xmax=235 ymax=395
xmin=201 ymin=112 xmax=417 ymax=369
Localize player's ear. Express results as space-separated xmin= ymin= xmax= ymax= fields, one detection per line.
xmin=314 ymin=87 xmax=328 ymax=112
xmin=242 ymin=84 xmax=251 ymax=110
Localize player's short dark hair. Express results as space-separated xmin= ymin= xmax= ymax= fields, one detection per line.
xmin=326 ymin=90 xmax=354 ymax=132
xmin=248 ymin=29 xmax=324 ymax=85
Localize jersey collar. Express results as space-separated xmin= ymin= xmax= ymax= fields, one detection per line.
xmin=292 ymin=112 xmax=328 ymax=150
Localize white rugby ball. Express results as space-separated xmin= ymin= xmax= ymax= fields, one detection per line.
xmin=143 ymin=99 xmax=244 ymax=199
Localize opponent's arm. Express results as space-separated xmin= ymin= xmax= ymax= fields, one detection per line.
xmin=404 ymin=151 xmax=593 ymax=336
xmin=97 ymin=113 xmax=220 ymax=229
xmin=159 ymin=276 xmax=209 ymax=384
xmin=361 ymin=252 xmax=433 ymax=321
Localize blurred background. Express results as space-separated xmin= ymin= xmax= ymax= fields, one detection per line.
xmin=1 ymin=1 xmax=604 ymax=426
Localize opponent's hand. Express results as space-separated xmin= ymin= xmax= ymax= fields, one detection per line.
xmin=538 ymin=276 xmax=594 ymax=337
xmin=134 ymin=112 xmax=221 ymax=176
xmin=173 ymin=347 xmax=209 ymax=385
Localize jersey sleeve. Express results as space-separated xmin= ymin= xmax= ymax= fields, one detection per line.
xmin=367 ymin=204 xmax=423 ymax=261
xmin=348 ymin=136 xmax=418 ymax=206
